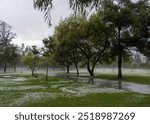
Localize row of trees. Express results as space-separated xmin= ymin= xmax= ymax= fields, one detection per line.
xmin=33 ymin=0 xmax=150 ymax=79
xmin=0 ymin=21 xmax=42 ymax=76
xmin=0 ymin=0 xmax=149 ymax=81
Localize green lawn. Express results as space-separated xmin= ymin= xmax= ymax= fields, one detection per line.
xmin=95 ymin=74 xmax=150 ymax=85
xmin=0 ymin=73 xmax=150 ymax=107
xmin=69 ymin=72 xmax=150 ymax=85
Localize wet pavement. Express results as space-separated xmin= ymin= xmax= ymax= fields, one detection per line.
xmin=49 ymin=72 xmax=150 ymax=94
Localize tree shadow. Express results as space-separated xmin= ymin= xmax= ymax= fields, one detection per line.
xmin=88 ymin=77 xmax=94 ymax=84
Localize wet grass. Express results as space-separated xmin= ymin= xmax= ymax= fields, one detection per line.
xmin=0 ymin=73 xmax=150 ymax=107
xmin=24 ymin=93 xmax=150 ymax=107
xmin=95 ymin=74 xmax=150 ymax=85
xmin=69 ymin=72 xmax=150 ymax=85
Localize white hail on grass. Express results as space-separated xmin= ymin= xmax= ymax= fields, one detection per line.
xmin=12 ymin=77 xmax=27 ymax=82
xmin=61 ymin=84 xmax=126 ymax=96
xmin=0 ymin=85 xmax=47 ymax=91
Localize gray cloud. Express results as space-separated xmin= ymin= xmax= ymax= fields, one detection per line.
xmin=0 ymin=0 xmax=71 ymax=46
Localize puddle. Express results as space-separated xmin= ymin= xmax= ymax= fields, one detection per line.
xmin=55 ymin=73 xmax=150 ymax=94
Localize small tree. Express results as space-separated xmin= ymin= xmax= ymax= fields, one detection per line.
xmin=54 ymin=42 xmax=74 ymax=74
xmin=42 ymin=36 xmax=55 ymax=80
xmin=22 ymin=46 xmax=40 ymax=77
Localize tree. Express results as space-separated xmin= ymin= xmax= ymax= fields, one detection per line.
xmin=34 ymin=0 xmax=150 ymax=78
xmin=33 ymin=0 xmax=103 ymax=25
xmin=131 ymin=0 xmax=150 ymax=60
xmin=54 ymin=16 xmax=83 ymax=75
xmin=22 ymin=46 xmax=40 ymax=77
xmin=18 ymin=43 xmax=25 ymax=73
xmin=77 ymin=13 xmax=111 ymax=76
xmin=101 ymin=0 xmax=135 ymax=79
xmin=0 ymin=20 xmax=16 ymax=73
xmin=42 ymin=36 xmax=55 ymax=80
xmin=33 ymin=0 xmax=53 ymax=25
xmin=9 ymin=45 xmax=20 ymax=72
xmin=103 ymin=0 xmax=150 ymax=79
xmin=54 ymin=14 xmax=111 ymax=76
xmin=54 ymin=42 xmax=73 ymax=74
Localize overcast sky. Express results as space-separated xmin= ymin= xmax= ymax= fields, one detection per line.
xmin=0 ymin=0 xmax=71 ymax=47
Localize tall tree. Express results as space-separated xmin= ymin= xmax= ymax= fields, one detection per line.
xmin=42 ymin=36 xmax=55 ymax=80
xmin=54 ymin=14 xmax=111 ymax=76
xmin=77 ymin=13 xmax=111 ymax=76
xmin=54 ymin=16 xmax=83 ymax=75
xmin=102 ymin=0 xmax=135 ymax=79
xmin=9 ymin=45 xmax=20 ymax=72
xmin=0 ymin=20 xmax=16 ymax=73
xmin=132 ymin=0 xmax=150 ymax=60
xmin=54 ymin=42 xmax=74 ymax=74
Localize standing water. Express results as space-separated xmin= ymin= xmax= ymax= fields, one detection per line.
xmin=52 ymin=73 xmax=150 ymax=94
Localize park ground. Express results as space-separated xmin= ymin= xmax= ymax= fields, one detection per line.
xmin=0 ymin=70 xmax=150 ymax=107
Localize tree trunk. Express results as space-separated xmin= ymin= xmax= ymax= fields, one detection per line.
xmin=87 ymin=61 xmax=94 ymax=76
xmin=88 ymin=78 xmax=94 ymax=84
xmin=31 ymin=69 xmax=37 ymax=78
xmin=118 ymin=44 xmax=123 ymax=79
xmin=74 ymin=62 xmax=79 ymax=76
xmin=32 ymin=69 xmax=34 ymax=76
xmin=117 ymin=28 xmax=123 ymax=79
xmin=14 ymin=65 xmax=16 ymax=73
xmin=67 ymin=65 xmax=70 ymax=73
xmin=46 ymin=65 xmax=48 ymax=81
xmin=4 ymin=63 xmax=7 ymax=73
xmin=21 ymin=66 xmax=23 ymax=73
xmin=90 ymin=69 xmax=94 ymax=76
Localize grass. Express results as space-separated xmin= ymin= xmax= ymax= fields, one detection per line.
xmin=0 ymin=73 xmax=150 ymax=107
xmin=96 ymin=74 xmax=150 ymax=85
xmin=23 ymin=93 xmax=150 ymax=107
xmin=69 ymin=72 xmax=150 ymax=85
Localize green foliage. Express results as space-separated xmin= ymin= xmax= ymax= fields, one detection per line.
xmin=0 ymin=20 xmax=18 ymax=72
xmin=69 ymin=0 xmax=102 ymax=12
xmin=21 ymin=46 xmax=41 ymax=77
xmin=41 ymin=36 xmax=55 ymax=66
xmin=54 ymin=15 xmax=84 ymax=73
xmin=22 ymin=54 xmax=33 ymax=69
xmin=101 ymin=0 xmax=150 ymax=79
xmin=34 ymin=0 xmax=53 ymax=25
xmin=42 ymin=36 xmax=54 ymax=56
xmin=131 ymin=0 xmax=150 ymax=58
xmin=34 ymin=0 xmax=150 ymax=77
